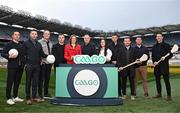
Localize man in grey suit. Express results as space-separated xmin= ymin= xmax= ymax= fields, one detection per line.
xmin=38 ymin=30 xmax=53 ymax=101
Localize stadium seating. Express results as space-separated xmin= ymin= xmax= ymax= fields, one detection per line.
xmin=1 ymin=24 xmax=180 ymax=53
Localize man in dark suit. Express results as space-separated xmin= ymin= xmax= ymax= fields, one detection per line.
xmin=152 ymin=33 xmax=173 ymax=101
xmin=117 ymin=37 xmax=136 ymax=100
xmin=108 ymin=34 xmax=122 ymax=97
xmin=1 ymin=31 xmax=25 ymax=105
xmin=23 ymin=30 xmax=47 ymax=105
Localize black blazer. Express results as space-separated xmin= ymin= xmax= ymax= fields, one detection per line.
xmin=117 ymin=46 xmax=136 ymax=76
xmin=52 ymin=43 xmax=66 ymax=66
xmin=108 ymin=42 xmax=122 ymax=62
xmin=1 ymin=41 xmax=25 ymax=68
xmin=152 ymin=42 xmax=173 ymax=75
xmin=23 ymin=39 xmax=47 ymax=65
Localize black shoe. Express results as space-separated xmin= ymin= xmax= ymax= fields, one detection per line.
xmin=44 ymin=94 xmax=52 ymax=99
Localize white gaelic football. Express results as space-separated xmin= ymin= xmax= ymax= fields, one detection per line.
xmin=8 ymin=49 xmax=18 ymax=56
xmin=46 ymin=55 xmax=55 ymax=64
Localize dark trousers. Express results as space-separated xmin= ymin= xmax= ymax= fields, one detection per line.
xmin=25 ymin=64 xmax=40 ymax=99
xmin=6 ymin=67 xmax=23 ymax=99
xmin=38 ymin=64 xmax=52 ymax=97
xmin=54 ymin=64 xmax=58 ymax=76
xmin=155 ymin=71 xmax=171 ymax=96
xmin=118 ymin=72 xmax=122 ymax=96
xmin=122 ymin=70 xmax=135 ymax=96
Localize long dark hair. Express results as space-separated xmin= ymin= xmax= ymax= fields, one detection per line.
xmin=98 ymin=38 xmax=108 ymax=56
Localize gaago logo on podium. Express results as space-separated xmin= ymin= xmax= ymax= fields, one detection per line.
xmin=73 ymin=55 xmax=106 ymax=64
xmin=73 ymin=69 xmax=100 ymax=96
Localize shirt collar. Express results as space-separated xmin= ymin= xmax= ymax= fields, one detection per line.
xmin=137 ymin=45 xmax=142 ymax=48
xmin=42 ymin=38 xmax=49 ymax=43
xmin=30 ymin=39 xmax=37 ymax=44
xmin=125 ymin=46 xmax=130 ymax=50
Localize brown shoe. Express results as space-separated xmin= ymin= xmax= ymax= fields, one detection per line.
xmin=152 ymin=94 xmax=162 ymax=98
xmin=32 ymin=98 xmax=41 ymax=103
xmin=144 ymin=93 xmax=149 ymax=97
xmin=166 ymin=96 xmax=172 ymax=101
xmin=26 ymin=100 xmax=32 ymax=105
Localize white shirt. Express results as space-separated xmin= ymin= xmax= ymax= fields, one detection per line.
xmin=99 ymin=48 xmax=112 ymax=62
xmin=137 ymin=45 xmax=142 ymax=48
xmin=126 ymin=46 xmax=130 ymax=50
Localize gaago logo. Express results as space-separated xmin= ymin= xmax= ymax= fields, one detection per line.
xmin=73 ymin=69 xmax=100 ymax=96
xmin=75 ymin=80 xmax=99 ymax=86
xmin=73 ymin=55 xmax=106 ymax=64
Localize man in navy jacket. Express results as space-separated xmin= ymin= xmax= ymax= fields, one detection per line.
xmin=134 ymin=36 xmax=149 ymax=97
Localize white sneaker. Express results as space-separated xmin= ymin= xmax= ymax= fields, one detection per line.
xmin=12 ymin=97 xmax=24 ymax=102
xmin=122 ymin=95 xmax=126 ymax=99
xmin=7 ymin=99 xmax=15 ymax=105
xmin=131 ymin=96 xmax=135 ymax=100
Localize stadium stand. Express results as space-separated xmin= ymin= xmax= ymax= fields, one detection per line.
xmin=1 ymin=5 xmax=180 ymax=46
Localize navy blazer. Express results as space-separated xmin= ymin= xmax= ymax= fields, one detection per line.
xmin=152 ymin=42 xmax=173 ymax=75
